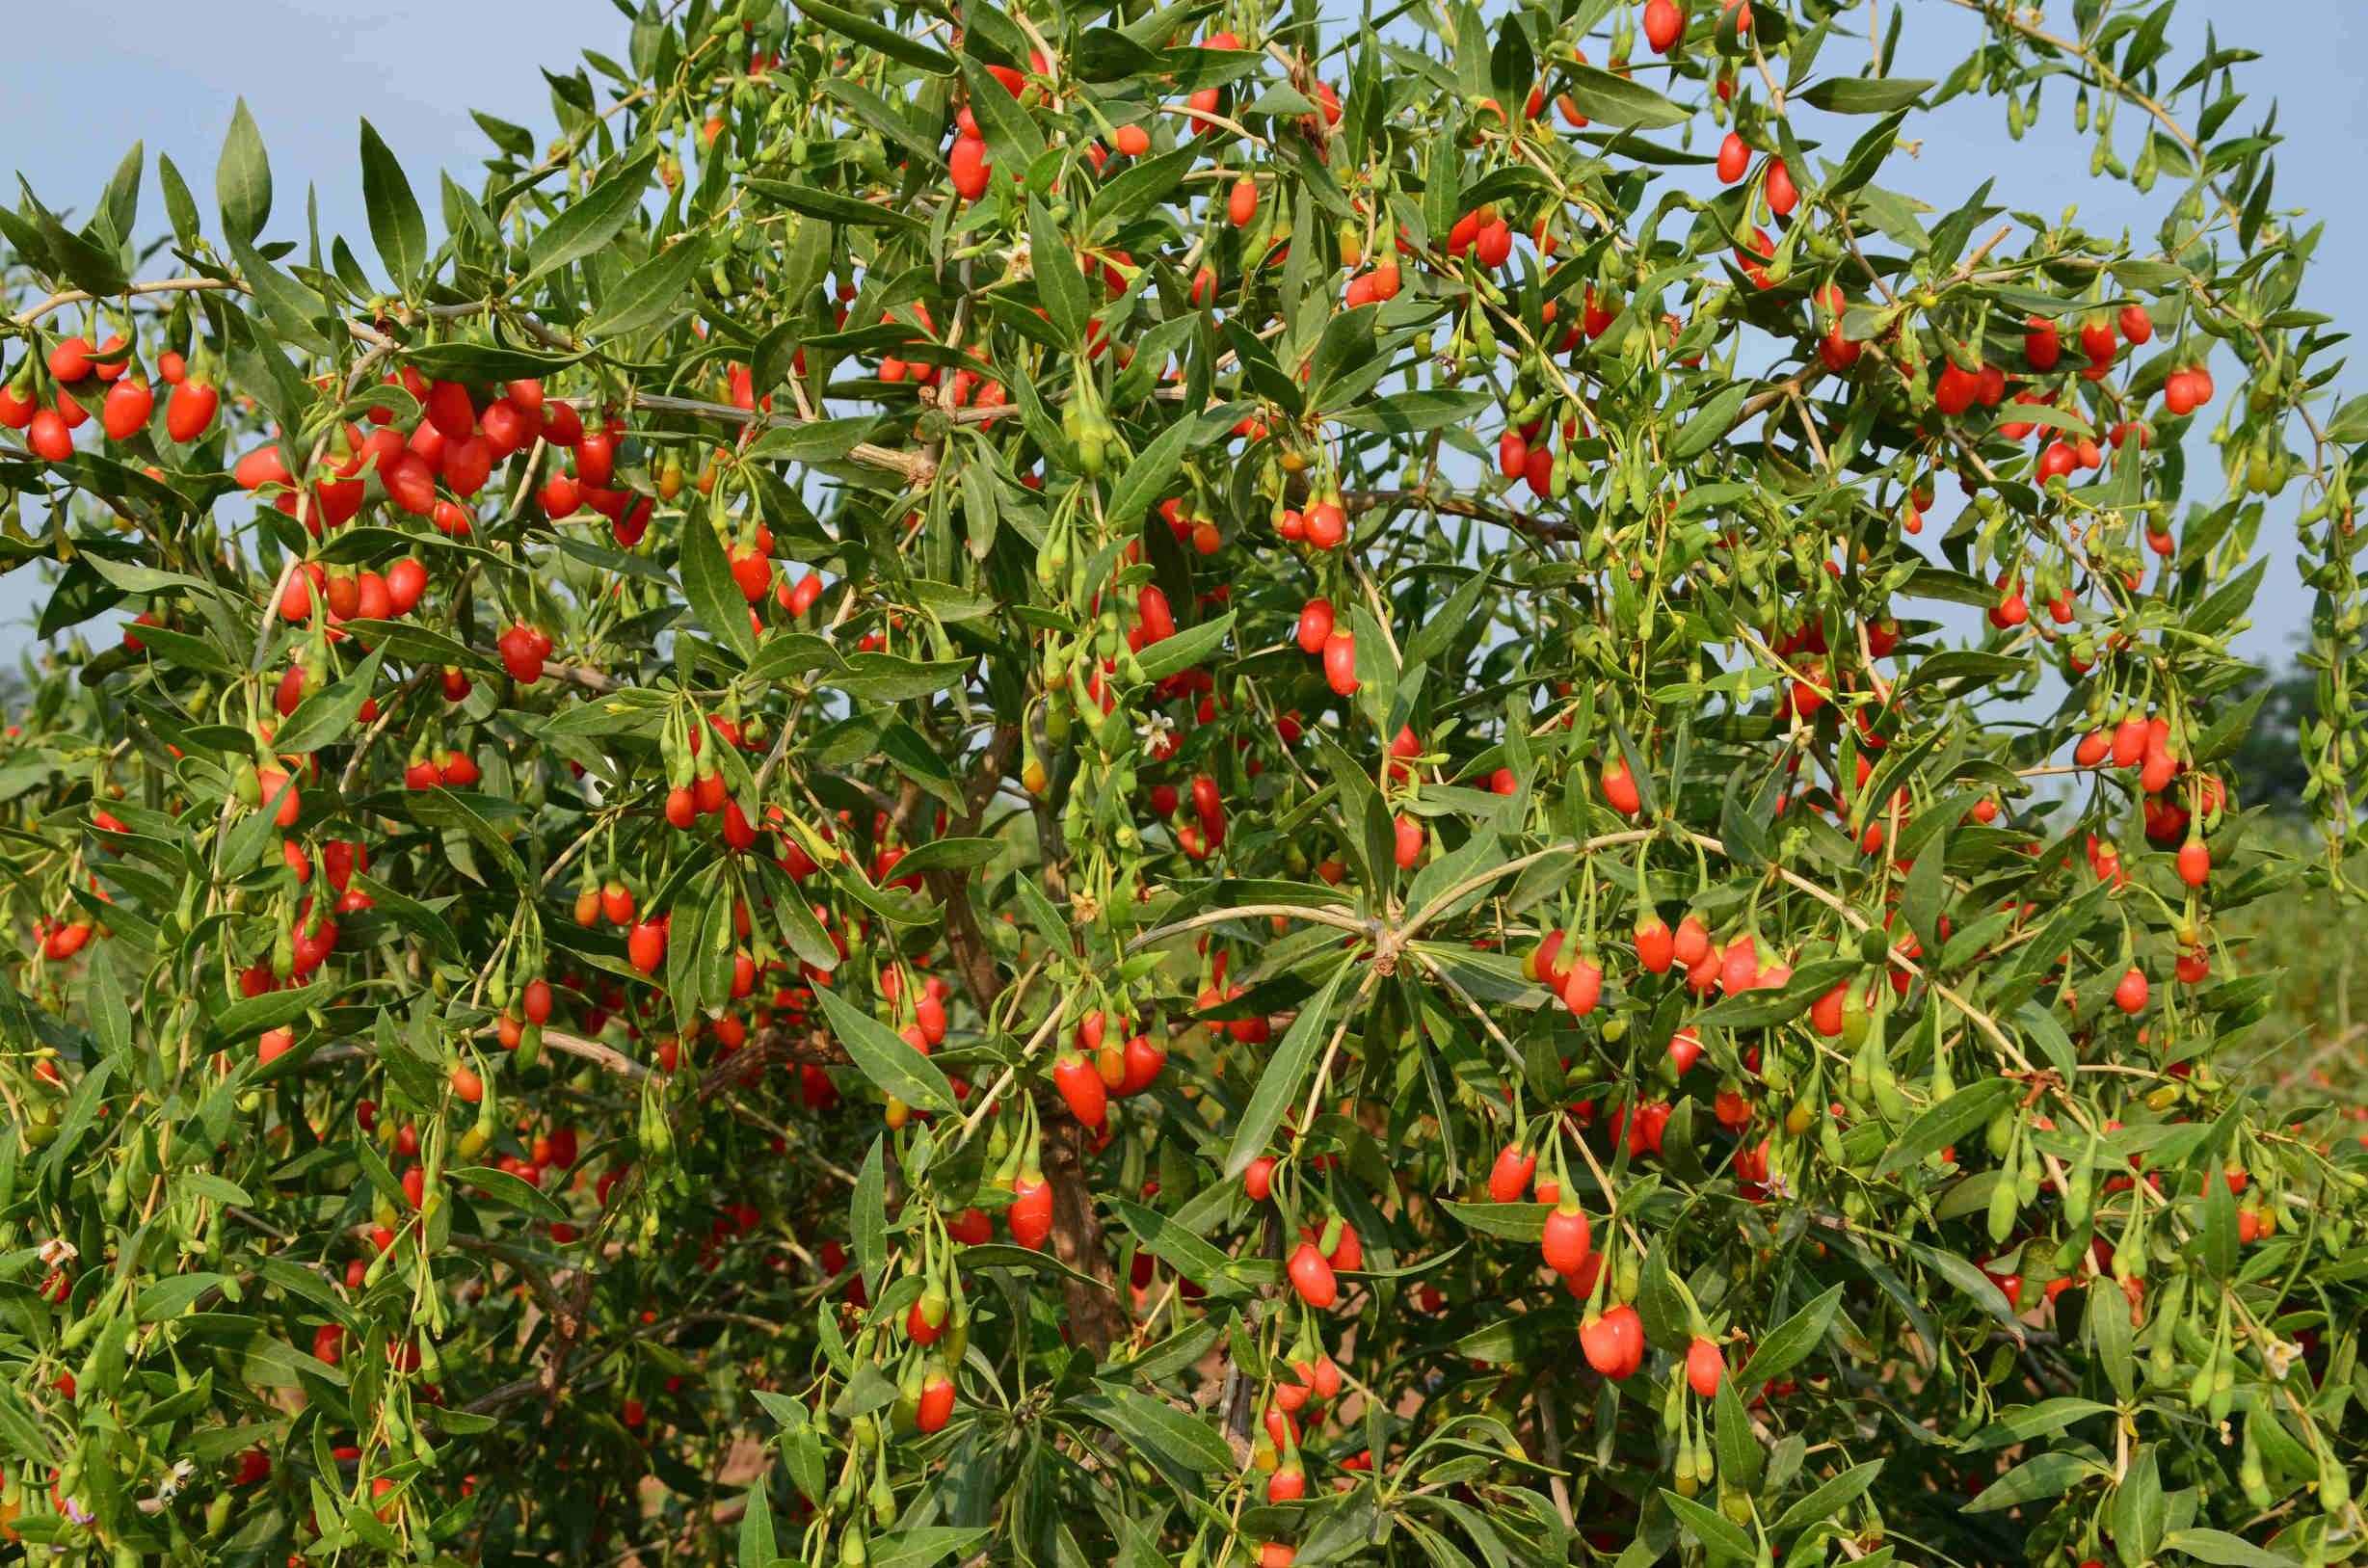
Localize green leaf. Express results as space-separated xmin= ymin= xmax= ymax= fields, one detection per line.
xmin=2112 ymin=1444 xmax=2165 ymax=1564
xmin=822 ymin=80 xmax=945 ymax=164
xmin=1091 ymin=146 xmax=1197 ymax=229
xmin=1636 ymin=1236 xmax=1690 ymax=1350
xmin=1894 ymin=814 xmax=1951 ymax=951
xmin=1902 ymin=565 xmax=2001 ymax=607
xmin=38 ymin=1056 xmax=119 ymax=1178
xmin=745 ymin=417 xmax=876 ymax=465
xmin=745 ymin=177 xmax=924 ymax=232
xmin=1875 ymin=1076 xmax=2017 ymax=1178
xmin=1668 ymin=382 xmax=1749 ymax=461
xmin=1907 ymin=1241 xmax=2027 ymax=1340
xmin=358 ymin=119 xmax=427 ymax=283
xmin=1401 ymin=817 xmax=1503 ymax=929
xmin=2190 ymin=558 xmax=2266 ymax=638
xmin=351 ymin=874 xmax=460 ymax=960
xmin=678 ymin=516 xmax=758 ymax=665
xmin=1830 ymin=110 xmax=1909 ymax=197
xmin=2327 ymin=394 xmax=2368 ymax=444
xmin=226 ymin=226 xmax=332 ymax=355
xmin=957 ymin=1242 xmax=1113 ymax=1292
xmin=2159 ymin=1529 xmax=2299 ymax=1567
xmin=792 ymin=0 xmax=957 ymax=72
xmin=217 ymin=97 xmax=273 ymax=244
xmin=0 ymin=204 xmax=52 ymax=280
xmin=1690 ymin=958 xmax=1857 ymax=1030
xmin=882 ymin=719 xmax=963 ymax=806
xmin=1134 ymin=611 xmax=1235 ymax=683
xmin=1075 ymin=26 xmax=1161 ymax=80
xmin=666 ymin=868 xmax=720 ymax=1030
xmin=472 ymin=110 xmax=535 ymax=158
xmin=1660 ymin=1490 xmax=1755 ymax=1561
xmin=1964 ymin=1449 xmax=2105 ymax=1513
xmin=1899 ymin=650 xmax=2029 ymax=698
xmin=406 ymin=789 xmax=527 ymax=885
xmin=402 ymin=341 xmax=585 ymax=382
xmin=1559 ymin=64 xmax=1688 ymax=128
xmin=1331 ymin=388 xmax=1495 ymax=434
xmin=853 ymin=1135 xmax=888 ymax=1293
xmin=524 ymin=148 xmax=659 ymax=285
xmin=272 ymin=650 xmax=385 ymax=756
xmin=1091 ymin=1388 xmax=1235 ymax=1475
xmin=0 ymin=1383 xmax=55 ymax=1465
xmin=1112 ymin=1198 xmax=1241 ymax=1292
xmin=582 ymin=236 xmax=706 ymax=338
xmin=451 ymin=1165 xmax=569 ymax=1223
xmin=2016 ymin=998 xmax=2079 ymax=1079
xmin=1401 ymin=570 xmax=1491 ymax=677
xmin=955 ymin=55 xmax=1047 ymax=174
xmin=1029 ymin=196 xmax=1090 ymax=346
xmin=1107 ymin=405 xmax=1233 ymax=528
xmin=761 ymin=866 xmax=841 ymax=971
xmin=758 ymin=1393 xmax=828 ymax=1502
xmin=815 ymin=986 xmax=958 ymax=1116
xmin=84 ymin=941 xmax=132 ymax=1060
xmin=429 ymin=1407 xmax=498 ymax=1437
xmin=348 ymin=1026 xmax=429 ymax=1119
xmin=1961 ymin=1397 xmax=2113 ymax=1452
xmin=180 ymin=1172 xmax=254 ymax=1206
xmin=1769 ymin=1460 xmax=1885 ymax=1538
xmin=824 ymin=653 xmax=971 ymax=702
xmin=76 ymin=553 xmax=214 ymax=597
xmin=1799 ymin=76 xmax=1933 ymax=113
xmin=238 ymin=1330 xmax=347 ymax=1389
xmin=1438 ymin=1200 xmax=1551 ymax=1242
xmin=888 ymin=837 xmax=1002 ymax=879
xmin=2088 ymin=1281 xmax=2136 ymax=1402
xmin=738 ymin=620 xmax=840 ymax=679
xmin=98 ymin=139 xmax=143 ymax=241
xmin=2202 ymin=1156 xmax=2238 ymax=1278
xmin=868 ymin=1528 xmax=996 ymax=1568
xmin=1737 ymin=1283 xmax=1843 ymax=1390
xmin=738 ymin=1477 xmax=777 ymax=1568
xmin=1306 ymin=304 xmax=1380 ymax=411
xmin=157 ymin=152 xmax=200 ymax=247
xmin=1223 ymin=959 xmax=1352 ymax=1178
xmin=21 ymin=179 xmax=130 ymax=298
xmin=210 ymin=979 xmax=334 ymax=1045
xmin=1712 ymin=1373 xmax=1765 ymax=1495
xmin=137 ymin=1272 xmax=230 ymax=1323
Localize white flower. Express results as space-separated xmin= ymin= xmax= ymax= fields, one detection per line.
xmin=138 ymin=1459 xmax=199 ymax=1514
xmin=1132 ymin=710 xmax=1176 ymax=752
xmin=2262 ymin=1337 xmax=2302 ymax=1381
xmin=38 ymin=1236 xmax=77 ymax=1268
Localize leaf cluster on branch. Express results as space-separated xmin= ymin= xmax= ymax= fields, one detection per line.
xmin=1 ymin=0 xmax=2366 ymax=1562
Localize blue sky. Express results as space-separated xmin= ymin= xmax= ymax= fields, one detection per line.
xmin=3 ymin=0 xmax=2360 ymax=668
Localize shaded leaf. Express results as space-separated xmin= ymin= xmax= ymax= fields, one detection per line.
xmin=816 ymin=985 xmax=958 ymax=1115
xmin=1224 ymin=959 xmax=1352 ymax=1178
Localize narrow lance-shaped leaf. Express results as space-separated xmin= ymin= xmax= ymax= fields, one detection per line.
xmin=359 ymin=119 xmax=428 ymax=284
xmin=216 ymin=97 xmax=273 ymax=243
xmin=1223 ymin=959 xmax=1353 ymax=1178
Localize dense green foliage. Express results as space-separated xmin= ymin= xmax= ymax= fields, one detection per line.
xmin=2 ymin=0 xmax=2367 ymax=1562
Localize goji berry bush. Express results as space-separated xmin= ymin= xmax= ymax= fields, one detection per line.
xmin=3 ymin=0 xmax=2367 ymax=1562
